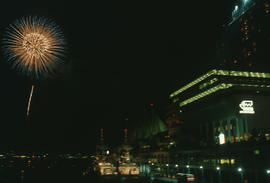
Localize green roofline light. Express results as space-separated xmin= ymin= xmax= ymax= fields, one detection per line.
xmin=170 ymin=69 xmax=270 ymax=99
xmin=199 ymin=78 xmax=218 ymax=90
xmin=179 ymin=83 xmax=270 ymax=107
xmin=170 ymin=70 xmax=217 ymax=98
xmin=179 ymin=83 xmax=232 ymax=107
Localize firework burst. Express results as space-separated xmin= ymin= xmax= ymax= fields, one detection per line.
xmin=2 ymin=16 xmax=66 ymax=78
xmin=2 ymin=16 xmax=66 ymax=116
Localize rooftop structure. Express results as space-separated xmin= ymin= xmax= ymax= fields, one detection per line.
xmin=170 ymin=69 xmax=270 ymax=108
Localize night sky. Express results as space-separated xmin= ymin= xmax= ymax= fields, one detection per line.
xmin=0 ymin=0 xmax=233 ymax=152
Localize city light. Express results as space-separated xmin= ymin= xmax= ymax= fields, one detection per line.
xmin=166 ymin=164 xmax=169 ymax=167
xmin=266 ymin=169 xmax=270 ymax=174
xmin=219 ymin=132 xmax=225 ymax=145
xmin=238 ymin=167 xmax=243 ymax=172
xmin=175 ymin=164 xmax=178 ymax=167
xmin=106 ymin=150 xmax=109 ymax=155
xmin=254 ymin=149 xmax=260 ymax=155
xmin=200 ymin=166 xmax=203 ymax=169
xmin=186 ymin=165 xmax=190 ymax=168
xmin=235 ymin=5 xmax=238 ymax=11
xmin=216 ymin=166 xmax=220 ymax=170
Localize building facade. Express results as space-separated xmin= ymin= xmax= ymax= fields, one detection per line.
xmin=167 ymin=69 xmax=270 ymax=182
xmin=170 ymin=69 xmax=270 ymax=145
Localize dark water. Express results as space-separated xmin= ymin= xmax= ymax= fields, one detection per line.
xmin=0 ymin=167 xmax=149 ymax=183
xmin=0 ymin=157 xmax=149 ymax=183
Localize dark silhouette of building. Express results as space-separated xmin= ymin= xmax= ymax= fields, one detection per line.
xmin=216 ymin=0 xmax=270 ymax=71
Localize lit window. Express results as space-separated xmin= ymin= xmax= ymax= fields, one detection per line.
xmin=254 ymin=150 xmax=260 ymax=155
xmin=265 ymin=134 xmax=270 ymax=141
xmin=221 ymin=159 xmax=229 ymax=164
xmin=220 ymin=159 xmax=225 ymax=164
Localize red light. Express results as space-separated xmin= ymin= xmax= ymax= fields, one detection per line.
xmin=100 ymin=128 xmax=104 ymax=132
xmin=150 ymin=104 xmax=154 ymax=107
xmin=124 ymin=118 xmax=129 ymax=121
xmin=124 ymin=128 xmax=128 ymax=133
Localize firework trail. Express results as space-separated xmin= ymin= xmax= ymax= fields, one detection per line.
xmin=26 ymin=85 xmax=35 ymax=116
xmin=2 ymin=16 xmax=66 ymax=116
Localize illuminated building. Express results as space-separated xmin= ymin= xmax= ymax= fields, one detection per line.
xmin=216 ymin=0 xmax=270 ymax=71
xmin=170 ymin=69 xmax=270 ymax=145
xmin=166 ymin=69 xmax=270 ymax=182
xmin=131 ymin=1 xmax=270 ymax=181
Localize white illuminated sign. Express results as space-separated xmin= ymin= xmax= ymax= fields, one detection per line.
xmin=239 ymin=100 xmax=255 ymax=114
xmin=219 ymin=133 xmax=225 ymax=145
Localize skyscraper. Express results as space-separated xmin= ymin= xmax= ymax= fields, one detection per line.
xmin=216 ymin=0 xmax=270 ymax=71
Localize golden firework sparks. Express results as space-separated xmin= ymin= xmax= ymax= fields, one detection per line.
xmin=3 ymin=16 xmax=66 ymax=78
